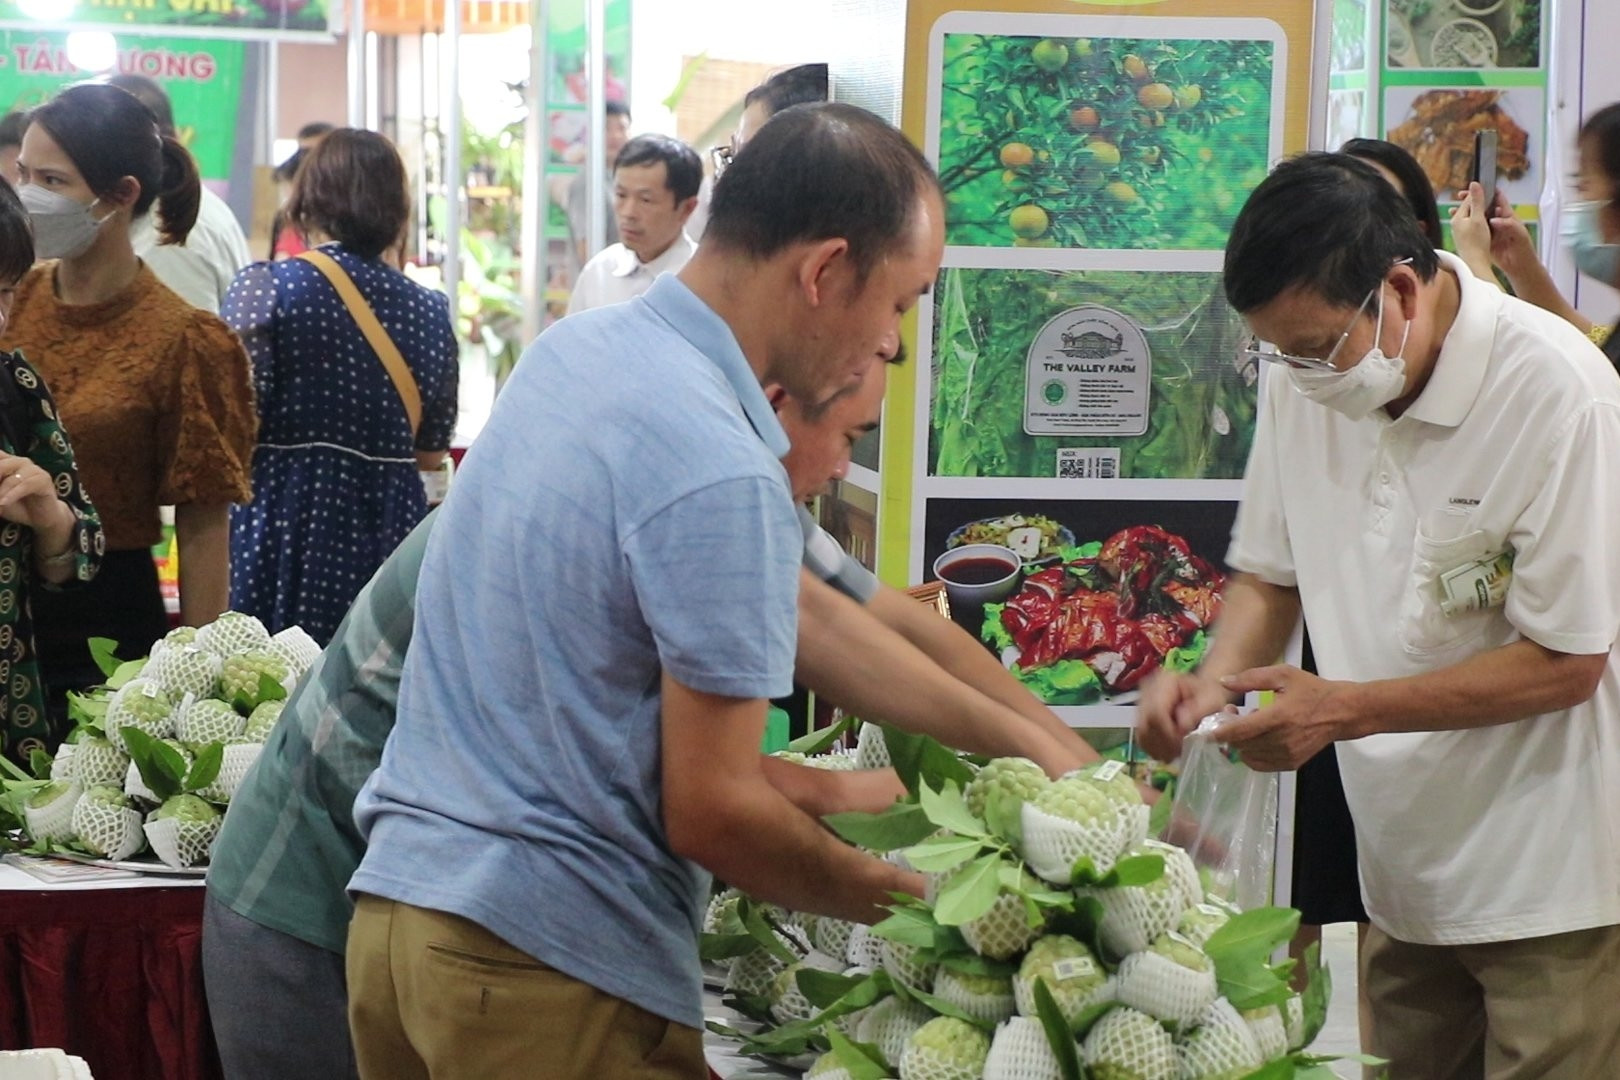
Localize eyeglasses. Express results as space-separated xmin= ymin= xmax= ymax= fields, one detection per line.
xmin=710 ymin=141 xmax=736 ymax=178
xmin=1241 ymin=258 xmax=1412 ymax=372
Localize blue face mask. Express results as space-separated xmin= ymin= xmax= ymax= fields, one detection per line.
xmin=1562 ymin=200 xmax=1620 ymax=284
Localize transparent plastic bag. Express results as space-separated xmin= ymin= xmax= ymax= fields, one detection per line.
xmin=1160 ymin=713 xmax=1279 ymax=910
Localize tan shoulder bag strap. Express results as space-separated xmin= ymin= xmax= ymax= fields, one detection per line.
xmin=298 ymin=249 xmax=423 ymax=437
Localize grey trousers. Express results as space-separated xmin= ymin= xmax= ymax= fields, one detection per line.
xmin=201 ymin=889 xmax=359 ymax=1080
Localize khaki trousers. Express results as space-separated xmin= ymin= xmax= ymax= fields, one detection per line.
xmin=1361 ymin=921 xmax=1620 ymax=1080
xmin=346 ymin=895 xmax=708 ymax=1080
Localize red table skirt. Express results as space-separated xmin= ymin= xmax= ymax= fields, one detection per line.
xmin=0 ymin=886 xmax=222 ymax=1080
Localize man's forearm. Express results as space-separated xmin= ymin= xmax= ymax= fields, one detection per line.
xmin=1197 ymin=572 xmax=1303 ymax=684
xmin=797 ymin=574 xmax=1086 ymax=776
xmin=1338 ymin=638 xmax=1605 ymax=740
xmin=868 ymin=585 xmax=1094 ymax=762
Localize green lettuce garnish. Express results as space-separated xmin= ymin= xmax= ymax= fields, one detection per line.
xmin=980 ymin=603 xmax=1015 ymax=652
xmin=1162 ymin=630 xmax=1209 ymax=674
xmin=1013 ymin=660 xmax=1101 ymax=705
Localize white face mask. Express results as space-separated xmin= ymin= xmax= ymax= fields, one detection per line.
xmin=20 ymin=184 xmax=109 ymax=261
xmin=1287 ymin=288 xmax=1410 ymax=420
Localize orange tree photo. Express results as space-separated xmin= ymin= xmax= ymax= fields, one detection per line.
xmin=937 ymin=33 xmax=1275 ymax=250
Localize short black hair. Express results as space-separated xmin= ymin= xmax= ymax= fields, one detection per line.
xmin=105 ymin=74 xmax=175 ymax=136
xmin=605 ymin=101 xmax=630 ymax=122
xmin=0 ymin=111 xmax=27 ymax=152
xmin=297 ymin=121 xmax=335 ymax=141
xmin=1341 ymin=137 xmax=1443 ymax=247
xmin=1581 ymin=103 xmax=1620 ymax=214
xmin=614 ymin=134 xmax=702 ymax=203
xmin=705 ymin=101 xmax=940 ymax=286
xmin=1224 ymin=152 xmax=1440 ymax=313
xmin=744 ymin=64 xmax=829 ymax=117
xmin=0 ymin=177 xmax=33 ymax=281
xmin=274 ymin=146 xmax=306 ymax=184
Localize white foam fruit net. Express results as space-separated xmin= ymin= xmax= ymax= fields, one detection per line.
xmin=71 ymin=798 xmax=143 ymax=861
xmin=855 ymin=997 xmax=934 ymax=1070
xmin=1244 ymin=1004 xmax=1289 ymax=1060
xmin=1141 ymin=839 xmax=1202 ymax=911
xmin=22 ymin=783 xmax=81 ymax=843
xmin=1178 ymin=999 xmax=1263 ymax=1077
xmin=815 ymin=917 xmax=854 ymax=960
xmin=880 ymin=938 xmax=938 ymax=993
xmin=1081 ymin=1006 xmax=1177 ymax=1079
xmin=855 ymin=722 xmax=891 ymax=769
xmin=1115 ymin=949 xmax=1217 ymax=1029
xmin=1020 ymin=803 xmax=1122 ymax=885
xmin=49 ymin=742 xmax=76 ymax=781
xmin=269 ymin=625 xmax=322 ymax=675
xmin=152 ymin=645 xmax=220 ymax=700
xmin=72 ymin=742 xmax=129 ymax=788
xmin=123 ymin=760 xmax=160 ymax=804
xmin=933 ymin=968 xmax=1016 ymax=1026
xmin=144 ymin=814 xmax=221 ymax=870
xmin=983 ymin=1016 xmax=1064 ymax=1080
xmin=196 ymin=611 xmax=270 ymax=658
xmin=961 ymin=890 xmax=1043 ymax=961
xmin=845 ymin=924 xmax=887 ymax=970
xmin=900 ymin=1019 xmax=990 ymax=1080
xmin=1079 ymin=877 xmax=1182 ymax=958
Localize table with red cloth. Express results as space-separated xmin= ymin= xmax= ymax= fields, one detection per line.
xmin=0 ymin=860 xmax=220 ymax=1080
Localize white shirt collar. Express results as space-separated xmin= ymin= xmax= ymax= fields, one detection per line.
xmin=608 ymin=232 xmax=697 ymax=280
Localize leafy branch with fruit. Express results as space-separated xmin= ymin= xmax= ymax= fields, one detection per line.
xmin=937 ymin=34 xmax=1275 ymax=251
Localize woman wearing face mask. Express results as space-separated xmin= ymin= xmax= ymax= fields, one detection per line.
xmin=0 ymin=176 xmax=101 ymax=765
xmin=1451 ymin=103 xmax=1620 ymax=367
xmin=1 ymin=83 xmax=256 ymax=713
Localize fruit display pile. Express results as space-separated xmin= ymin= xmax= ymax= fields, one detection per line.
xmin=937 ymin=34 xmax=1275 ymax=251
xmin=0 ymin=612 xmax=318 ymax=870
xmin=705 ymin=725 xmax=1373 ymax=1079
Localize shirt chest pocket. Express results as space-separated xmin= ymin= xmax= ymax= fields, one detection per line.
xmin=1398 ymin=520 xmax=1502 ymax=657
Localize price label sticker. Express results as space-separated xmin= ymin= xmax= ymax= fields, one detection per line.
xmin=1094 ymin=760 xmax=1126 ymax=783
xmin=1052 ymin=956 xmax=1097 ymax=982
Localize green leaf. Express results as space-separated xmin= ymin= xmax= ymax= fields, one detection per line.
xmin=186 ymin=742 xmax=224 ymax=794
xmin=788 ymin=713 xmax=856 ymax=756
xmin=0 ymin=754 xmax=32 ymax=783
xmin=824 ymin=1026 xmax=890 ymax=1080
xmin=883 ymin=726 xmax=976 ymax=798
xmin=88 ymin=638 xmax=120 ymax=679
xmin=824 ymin=801 xmax=937 ymax=853
xmin=1148 ymin=785 xmax=1175 ymax=838
xmin=28 ymin=748 xmax=53 ymax=780
xmin=121 ymin=726 xmax=184 ymax=802
xmin=934 ymin=950 xmax=1019 ymax=978
xmin=983 ymin=784 xmax=1025 ymax=846
xmin=902 ymin=834 xmax=985 ymax=873
xmin=796 ymin=968 xmax=868 ymax=1010
xmin=1072 ymin=999 xmax=1118 ymax=1039
xmin=660 ymin=51 xmax=710 ymax=112
xmin=1240 ymin=1061 xmax=1296 ymax=1080
xmin=739 ymin=900 xmax=801 ymax=967
xmin=1299 ymin=939 xmax=1333 ymax=1049
xmin=1031 ymin=978 xmax=1083 ymax=1080
xmin=933 ymin=853 xmax=1004 ymax=926
xmin=871 ymin=905 xmax=939 ymax=949
xmin=1218 ymin=955 xmax=1294 ymax=1011
xmin=1104 ymin=852 xmax=1165 ymax=888
xmin=918 ymin=779 xmax=989 ymax=838
xmin=899 ymin=981 xmax=996 ymax=1031
xmin=698 ymin=933 xmax=758 ymax=961
xmin=106 ymin=659 xmax=145 ymax=691
xmin=1205 ymin=908 xmax=1301 ymax=968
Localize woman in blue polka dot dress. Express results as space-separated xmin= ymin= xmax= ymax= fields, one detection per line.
xmin=223 ymin=129 xmax=457 ymax=644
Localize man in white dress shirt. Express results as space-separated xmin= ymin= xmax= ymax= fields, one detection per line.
xmin=106 ymin=74 xmax=252 ymax=313
xmin=566 ymin=134 xmax=701 ymax=316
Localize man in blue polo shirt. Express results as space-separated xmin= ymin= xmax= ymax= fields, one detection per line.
xmin=344 ymin=103 xmax=946 ymax=1079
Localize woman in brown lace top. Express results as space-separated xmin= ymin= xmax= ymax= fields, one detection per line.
xmin=0 ymin=83 xmax=256 ymax=713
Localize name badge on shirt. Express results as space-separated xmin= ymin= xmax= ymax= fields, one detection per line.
xmin=1437 ymin=550 xmax=1513 ymax=617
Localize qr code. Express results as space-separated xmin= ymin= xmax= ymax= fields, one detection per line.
xmin=1056 ymin=448 xmax=1121 ymax=479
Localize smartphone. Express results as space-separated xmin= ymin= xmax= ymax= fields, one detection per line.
xmin=1471 ymin=129 xmax=1499 ymax=211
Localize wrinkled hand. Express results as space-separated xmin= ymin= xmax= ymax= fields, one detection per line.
xmin=0 ymin=452 xmax=70 ymax=534
xmin=1449 ymin=183 xmax=1494 ymax=274
xmin=838 ymin=767 xmax=909 ymax=815
xmin=1135 ymin=668 xmax=1235 ymax=764
xmin=1210 ymin=664 xmax=1352 ymax=772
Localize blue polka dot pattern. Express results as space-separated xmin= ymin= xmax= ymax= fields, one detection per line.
xmin=223 ymin=243 xmax=459 ymax=644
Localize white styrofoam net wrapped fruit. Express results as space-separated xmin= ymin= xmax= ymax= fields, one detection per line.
xmin=855 ymin=722 xmax=891 ymax=770
xmin=960 ymin=885 xmax=1044 ymax=961
xmin=1020 ymin=779 xmax=1125 ymax=885
xmin=1083 ymin=1005 xmax=1177 ymax=1080
xmin=198 ymin=742 xmax=264 ymax=805
xmin=21 ymin=781 xmax=81 ymax=843
xmin=899 ymin=1015 xmax=990 ymax=1080
xmin=880 ymin=938 xmax=939 ymax=994
xmin=1114 ymin=934 xmax=1218 ymax=1030
xmin=1176 ymin=998 xmax=1264 ymax=1079
xmin=1014 ymin=934 xmax=1112 ymax=1025
xmin=933 ymin=968 xmax=1016 ymax=1026
xmin=855 ymin=997 xmax=935 ymax=1071
xmin=983 ymin=1015 xmax=1064 ymax=1080
xmin=1078 ymin=869 xmax=1186 ymax=959
xmin=767 ymin=951 xmax=845 ymax=1025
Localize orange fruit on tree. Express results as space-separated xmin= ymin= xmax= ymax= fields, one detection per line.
xmin=1031 ymin=39 xmax=1069 ymax=72
xmin=1198 ymin=147 xmax=1215 ymax=164
xmin=1069 ymin=105 xmax=1101 ymax=132
xmin=1084 ymin=140 xmax=1122 ymax=167
xmin=1138 ymin=145 xmax=1163 ymax=166
xmin=1009 ymin=204 xmax=1050 ymax=239
xmin=1174 ymin=84 xmax=1203 ymax=110
xmin=999 ymin=142 xmax=1035 ymax=168
xmin=1122 ymin=54 xmax=1150 ymax=82
xmin=1136 ymin=83 xmax=1174 ymax=110
xmin=1001 ymin=169 xmax=1031 ymax=193
xmin=1072 ymin=38 xmax=1094 ymax=58
xmin=1105 ymin=182 xmax=1140 ymax=204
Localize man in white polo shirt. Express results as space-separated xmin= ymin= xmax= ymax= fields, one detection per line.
xmin=1139 ymin=152 xmax=1620 ymax=1078
xmin=566 ymin=133 xmax=700 ymax=315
